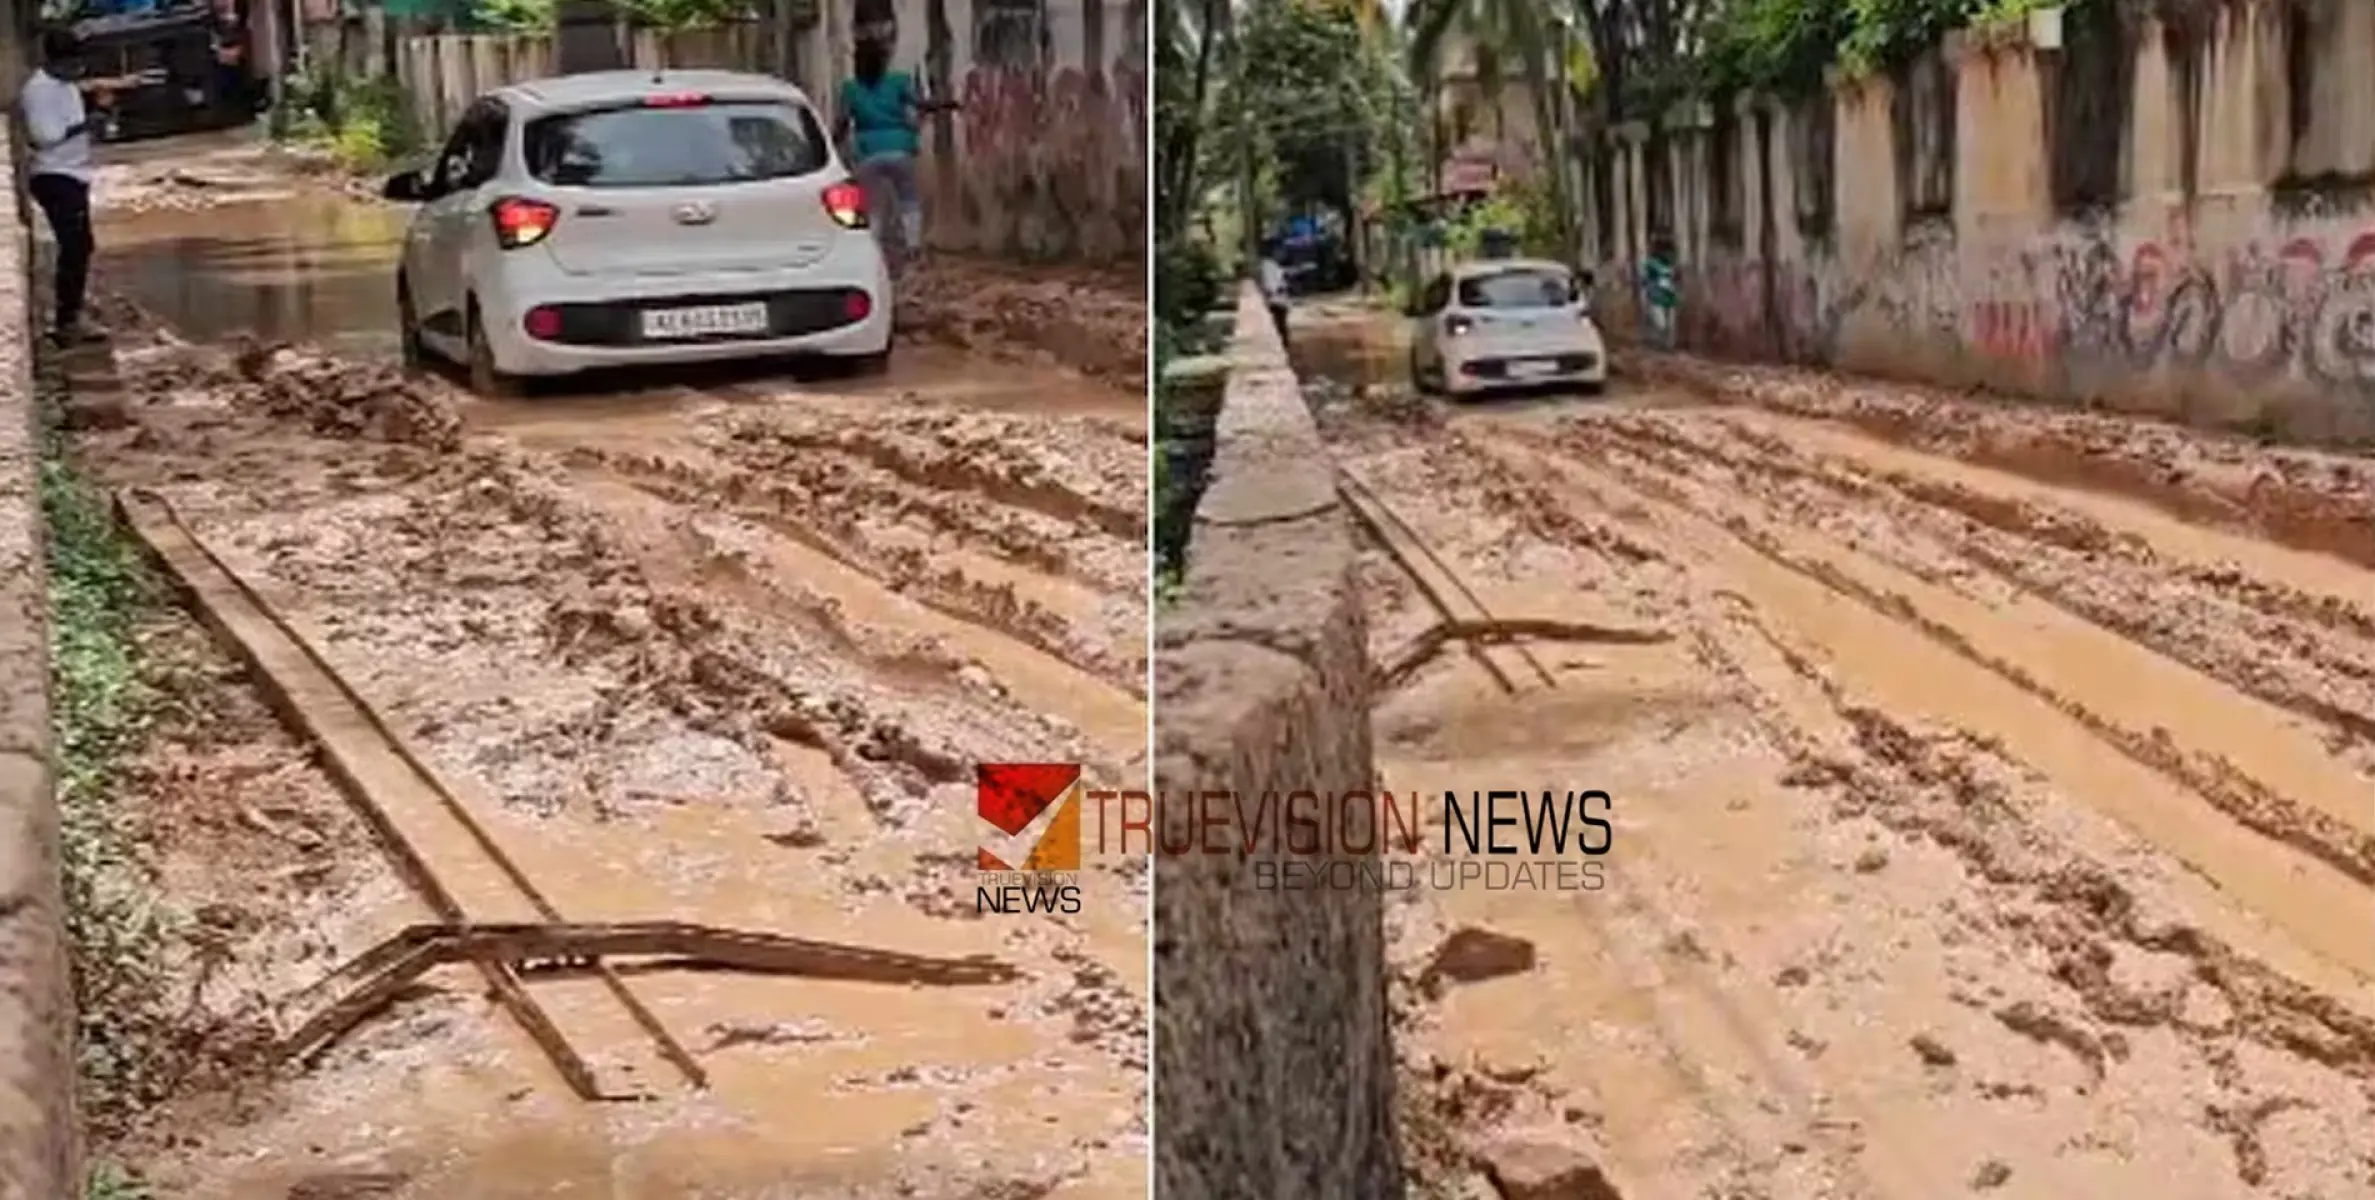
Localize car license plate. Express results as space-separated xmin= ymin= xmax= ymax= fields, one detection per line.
xmin=641 ymin=303 xmax=769 ymax=340
xmin=1508 ymin=359 xmax=1559 ymax=379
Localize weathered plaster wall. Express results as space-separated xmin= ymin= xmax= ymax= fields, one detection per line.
xmin=1152 ymin=285 xmax=1402 ymax=1199
xmin=0 ymin=124 xmax=77 ymax=1200
xmin=849 ymin=0 xmax=1145 ymax=265
xmin=1593 ymin=0 xmax=2375 ymax=446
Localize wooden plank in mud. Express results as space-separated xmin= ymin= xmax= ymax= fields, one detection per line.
xmin=112 ymin=487 xmax=692 ymax=1100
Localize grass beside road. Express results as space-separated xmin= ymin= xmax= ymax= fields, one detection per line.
xmin=37 ymin=375 xmax=176 ymax=1200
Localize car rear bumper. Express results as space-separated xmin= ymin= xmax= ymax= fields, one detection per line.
xmin=479 ymin=243 xmax=893 ymax=376
xmin=1443 ymin=349 xmax=1608 ymax=395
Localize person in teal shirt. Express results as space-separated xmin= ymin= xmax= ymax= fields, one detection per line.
xmin=835 ymin=38 xmax=945 ymax=267
xmin=1641 ymin=234 xmax=1679 ymax=349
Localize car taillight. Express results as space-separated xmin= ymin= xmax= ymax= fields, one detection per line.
xmin=844 ymin=290 xmax=872 ymax=322
xmin=642 ymin=92 xmax=710 ymax=108
xmin=1445 ymin=314 xmax=1476 ymax=337
xmin=490 ymin=197 xmax=559 ymax=250
xmin=523 ymin=305 xmax=562 ymax=340
xmin=823 ymin=181 xmax=867 ymax=229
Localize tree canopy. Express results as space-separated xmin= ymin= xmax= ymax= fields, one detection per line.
xmin=1229 ymin=0 xmax=1404 ymax=219
xmin=1398 ymin=0 xmax=2092 ymax=129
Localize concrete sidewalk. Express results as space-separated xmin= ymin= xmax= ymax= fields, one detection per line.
xmin=0 ymin=123 xmax=77 ymax=1200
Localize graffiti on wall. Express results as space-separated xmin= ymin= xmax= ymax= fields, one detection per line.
xmin=973 ymin=0 xmax=1042 ymax=67
xmin=1654 ymin=212 xmax=2375 ymax=411
xmin=945 ymin=0 xmax=1146 ymax=265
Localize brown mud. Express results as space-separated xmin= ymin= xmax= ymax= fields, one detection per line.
xmin=92 ymin=130 xmax=1148 ymax=392
xmin=62 ymin=271 xmax=1146 ymax=1193
xmin=1294 ymin=313 xmax=2375 ymax=1199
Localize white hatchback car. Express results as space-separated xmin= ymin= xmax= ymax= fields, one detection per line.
xmin=383 ymin=69 xmax=892 ymax=394
xmin=1407 ymin=258 xmax=1608 ymax=398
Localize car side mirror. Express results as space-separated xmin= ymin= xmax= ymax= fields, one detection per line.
xmin=382 ymin=170 xmax=431 ymax=203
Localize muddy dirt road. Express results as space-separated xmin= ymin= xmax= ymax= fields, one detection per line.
xmin=1294 ymin=307 xmax=2375 ymax=1199
xmin=63 ymin=139 xmax=1148 ymax=1199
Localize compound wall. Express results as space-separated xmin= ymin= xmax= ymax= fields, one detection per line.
xmin=1590 ymin=0 xmax=2375 ymax=446
xmin=1151 ymin=285 xmax=1401 ymax=1199
xmin=0 ymin=122 xmax=77 ymax=1200
xmin=844 ymin=0 xmax=1145 ymax=266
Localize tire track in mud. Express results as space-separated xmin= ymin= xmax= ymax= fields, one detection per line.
xmin=1650 ymin=359 xmax=2375 ymax=572
xmin=1512 ymin=423 xmax=2375 ymax=978
xmin=1617 ymin=414 xmax=2375 ymax=814
xmin=554 ymin=444 xmax=1142 ymax=704
xmin=1554 ymin=417 xmax=2375 ymax=897
xmin=1611 ymin=410 xmax=2375 ymax=709
xmin=1350 ymin=392 xmax=2375 ymax=1197
xmin=75 ymin=340 xmax=1150 ymax=1197
xmin=1689 ymin=603 xmax=2375 ymax=1188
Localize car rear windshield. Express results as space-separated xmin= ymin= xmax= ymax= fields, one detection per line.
xmin=523 ymin=100 xmax=829 ymax=188
xmin=1457 ymin=268 xmax=1576 ymax=309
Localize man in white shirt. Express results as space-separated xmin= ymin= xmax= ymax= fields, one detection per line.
xmin=1257 ymin=242 xmax=1290 ymax=350
xmin=20 ymin=29 xmax=106 ymax=345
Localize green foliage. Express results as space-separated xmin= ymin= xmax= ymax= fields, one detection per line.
xmin=289 ymin=73 xmax=425 ymax=172
xmin=1151 ymin=320 xmax=1189 ymax=598
xmin=85 ymin=1162 xmax=156 ymax=1200
xmin=471 ymin=0 xmax=556 ymax=29
xmin=616 ymin=0 xmax=751 ymax=30
xmin=1156 ymin=236 xmax=1224 ymax=331
xmin=1698 ymin=0 xmax=2092 ymax=98
xmin=1698 ymin=0 xmax=1857 ymax=97
xmin=38 ymin=407 xmax=179 ymax=1142
xmin=1227 ymin=0 xmax=1404 ymax=217
xmin=1440 ymin=179 xmax=1558 ymax=259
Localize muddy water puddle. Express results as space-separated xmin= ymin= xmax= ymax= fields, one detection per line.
xmin=100 ymin=194 xmax=407 ymax=357
xmin=99 ymin=194 xmax=1140 ymax=429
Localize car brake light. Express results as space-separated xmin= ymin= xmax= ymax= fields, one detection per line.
xmin=844 ymin=290 xmax=872 ymax=321
xmin=823 ymin=181 xmax=868 ymax=229
xmin=1445 ymin=314 xmax=1476 ymax=337
xmin=642 ymin=92 xmax=710 ymax=108
xmin=523 ymin=305 xmax=562 ymax=340
xmin=490 ymin=197 xmax=558 ymax=249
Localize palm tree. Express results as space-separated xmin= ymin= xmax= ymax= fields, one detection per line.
xmin=1154 ymin=0 xmax=1227 ymax=246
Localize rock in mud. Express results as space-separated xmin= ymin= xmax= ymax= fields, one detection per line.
xmin=285 ymin=1172 xmax=408 ymax=1199
xmin=895 ymin=257 xmax=1144 ymax=387
xmin=60 ymin=394 xmax=134 ymax=431
xmin=1910 ymin=1032 xmax=1957 ymax=1068
xmin=1426 ymin=927 xmax=1538 ymax=987
xmin=1478 ymin=1138 xmax=1623 ymax=1200
xmin=228 ymin=342 xmax=463 ymax=452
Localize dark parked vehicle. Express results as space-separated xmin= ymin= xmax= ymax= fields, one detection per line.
xmin=68 ymin=0 xmax=263 ymax=142
xmin=1273 ymin=227 xmax=1355 ymax=296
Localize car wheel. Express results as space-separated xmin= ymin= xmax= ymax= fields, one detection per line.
xmin=465 ymin=299 xmax=520 ymax=399
xmin=1408 ymin=349 xmax=1437 ymax=396
xmin=396 ymin=276 xmax=427 ymax=370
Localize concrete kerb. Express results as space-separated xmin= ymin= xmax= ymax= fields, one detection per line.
xmin=1151 ymin=283 xmax=1404 ymax=1198
xmin=0 ymin=126 xmax=79 ymax=1200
